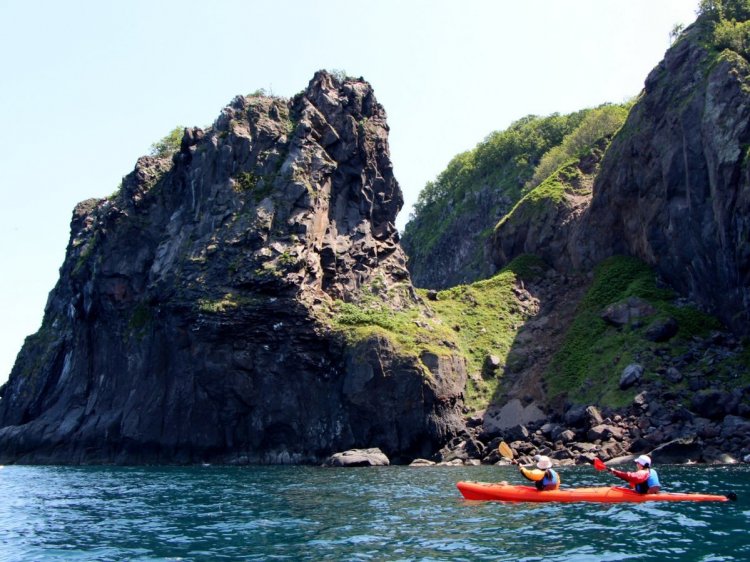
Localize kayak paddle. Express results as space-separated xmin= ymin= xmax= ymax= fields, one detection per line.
xmin=593 ymin=458 xmax=611 ymax=472
xmin=498 ymin=441 xmax=514 ymax=462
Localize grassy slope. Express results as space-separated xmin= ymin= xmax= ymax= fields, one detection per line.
xmin=545 ymin=256 xmax=720 ymax=406
xmin=325 ymin=252 xmax=749 ymax=415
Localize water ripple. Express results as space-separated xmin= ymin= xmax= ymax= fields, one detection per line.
xmin=0 ymin=464 xmax=748 ymax=561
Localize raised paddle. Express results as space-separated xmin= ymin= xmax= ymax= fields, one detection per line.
xmin=498 ymin=441 xmax=515 ymax=463
xmin=593 ymin=458 xmax=611 ymax=472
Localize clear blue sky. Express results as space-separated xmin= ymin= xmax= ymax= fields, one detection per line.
xmin=0 ymin=0 xmax=699 ymax=385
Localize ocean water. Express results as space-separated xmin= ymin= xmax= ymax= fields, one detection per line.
xmin=0 ymin=463 xmax=748 ymax=561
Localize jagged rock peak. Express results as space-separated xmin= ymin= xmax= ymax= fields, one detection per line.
xmin=76 ymin=69 xmax=411 ymax=309
xmin=0 ymin=71 xmax=464 ymax=465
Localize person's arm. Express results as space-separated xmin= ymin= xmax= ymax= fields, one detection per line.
xmin=610 ymin=468 xmax=649 ymax=486
xmin=519 ymin=466 xmax=545 ymax=482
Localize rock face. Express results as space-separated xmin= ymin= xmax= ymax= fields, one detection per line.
xmin=401 ymin=184 xmax=508 ymax=289
xmin=573 ymin=25 xmax=750 ymax=334
xmin=490 ymin=144 xmax=604 ymax=272
xmin=0 ymin=71 xmax=466 ymax=464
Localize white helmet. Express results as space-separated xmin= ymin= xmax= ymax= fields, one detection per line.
xmin=536 ymin=456 xmax=552 ymax=470
xmin=635 ymin=454 xmax=651 ymax=467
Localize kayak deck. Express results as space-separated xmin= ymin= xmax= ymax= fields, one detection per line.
xmin=456 ymin=481 xmax=731 ymax=503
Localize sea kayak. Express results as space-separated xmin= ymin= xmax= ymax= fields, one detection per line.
xmin=456 ymin=481 xmax=735 ymax=503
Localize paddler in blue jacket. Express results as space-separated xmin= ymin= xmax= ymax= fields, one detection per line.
xmin=518 ymin=455 xmax=561 ymax=491
xmin=608 ymin=454 xmax=661 ymax=494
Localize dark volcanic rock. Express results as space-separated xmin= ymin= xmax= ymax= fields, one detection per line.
xmin=572 ymin=23 xmax=750 ymax=335
xmin=0 ymin=71 xmax=466 ymax=465
xmin=490 ymin=143 xmax=604 ymax=273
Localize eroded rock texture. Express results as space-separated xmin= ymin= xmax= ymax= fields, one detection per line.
xmin=575 ymin=28 xmax=750 ymax=333
xmin=0 ymin=71 xmax=466 ymax=464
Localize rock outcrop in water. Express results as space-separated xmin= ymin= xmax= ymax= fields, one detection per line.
xmin=0 ymin=71 xmax=467 ymax=464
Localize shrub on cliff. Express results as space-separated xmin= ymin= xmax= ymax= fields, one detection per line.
xmin=698 ymin=0 xmax=750 ymax=22
xmin=697 ymin=0 xmax=750 ymax=59
xmin=525 ymin=104 xmax=630 ymax=191
xmin=149 ymin=126 xmax=184 ymax=157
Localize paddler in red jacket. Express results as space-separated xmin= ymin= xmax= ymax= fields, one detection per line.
xmin=608 ymin=454 xmax=661 ymax=494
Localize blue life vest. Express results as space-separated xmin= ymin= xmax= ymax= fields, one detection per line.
xmin=635 ymin=468 xmax=660 ymax=494
xmin=536 ymin=468 xmax=560 ymax=490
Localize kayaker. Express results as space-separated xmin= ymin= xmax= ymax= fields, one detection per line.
xmin=608 ymin=454 xmax=661 ymax=494
xmin=517 ymin=455 xmax=561 ymax=491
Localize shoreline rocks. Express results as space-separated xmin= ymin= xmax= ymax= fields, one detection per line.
xmin=430 ymin=396 xmax=750 ymax=467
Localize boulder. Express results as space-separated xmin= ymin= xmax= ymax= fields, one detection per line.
xmin=482 ymin=399 xmax=546 ymax=437
xmin=482 ymin=355 xmax=502 ymax=378
xmin=558 ymin=429 xmax=577 ymax=443
xmin=644 ymin=317 xmax=678 ymax=342
xmin=587 ymin=424 xmax=626 ymax=442
xmin=585 ymin=406 xmax=604 ymax=427
xmin=619 ymin=364 xmax=644 ymax=390
xmin=323 ymin=448 xmax=390 ymax=467
xmin=600 ymin=297 xmax=656 ymax=327
xmin=563 ymin=404 xmax=588 ymax=427
xmin=665 ymin=367 xmax=683 ymax=383
xmin=720 ymin=415 xmax=750 ymax=439
xmin=692 ymin=390 xmax=732 ymax=420
xmin=409 ymin=458 xmax=436 ymax=467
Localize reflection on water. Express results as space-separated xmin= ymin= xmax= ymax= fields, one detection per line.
xmin=0 ymin=464 xmax=747 ymax=561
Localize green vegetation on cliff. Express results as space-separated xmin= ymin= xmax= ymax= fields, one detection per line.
xmin=697 ymin=0 xmax=750 ymax=58
xmin=328 ymin=283 xmax=459 ymax=365
xmin=545 ymin=256 xmax=728 ymax=406
xmin=401 ymin=112 xmax=589 ymax=287
xmin=149 ymin=126 xmax=184 ymax=157
xmin=420 ymin=255 xmax=546 ymax=407
xmin=525 ymin=104 xmax=631 ymax=190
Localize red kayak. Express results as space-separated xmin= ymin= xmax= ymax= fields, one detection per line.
xmin=456 ymin=481 xmax=736 ymax=503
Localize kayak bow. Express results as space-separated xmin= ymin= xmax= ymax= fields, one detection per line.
xmin=456 ymin=481 xmax=734 ymax=503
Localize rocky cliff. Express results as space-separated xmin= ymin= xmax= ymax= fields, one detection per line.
xmin=570 ymin=22 xmax=750 ymax=334
xmin=487 ymin=18 xmax=750 ymax=336
xmin=0 ymin=71 xmax=466 ymax=464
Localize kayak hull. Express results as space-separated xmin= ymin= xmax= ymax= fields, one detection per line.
xmin=456 ymin=481 xmax=730 ymax=503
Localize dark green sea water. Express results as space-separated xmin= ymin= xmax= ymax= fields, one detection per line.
xmin=0 ymin=463 xmax=748 ymax=561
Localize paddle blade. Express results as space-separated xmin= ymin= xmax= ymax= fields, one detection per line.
xmin=498 ymin=441 xmax=514 ymax=460
xmin=593 ymin=458 xmax=607 ymax=471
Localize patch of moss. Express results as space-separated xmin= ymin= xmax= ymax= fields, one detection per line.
xmin=72 ymin=232 xmax=100 ymax=276
xmin=544 ymin=255 xmax=730 ymax=406
xmin=427 ymin=267 xmax=537 ymax=408
xmin=236 ymin=172 xmax=258 ymax=192
xmin=503 ymin=254 xmax=548 ymax=283
xmin=496 ymin=160 xmax=577 ymax=230
xmin=234 ymin=171 xmax=275 ymax=203
xmin=330 ymin=299 xmax=457 ymax=361
xmin=128 ymin=302 xmax=153 ymax=339
xmin=197 ymin=292 xmax=261 ymax=313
